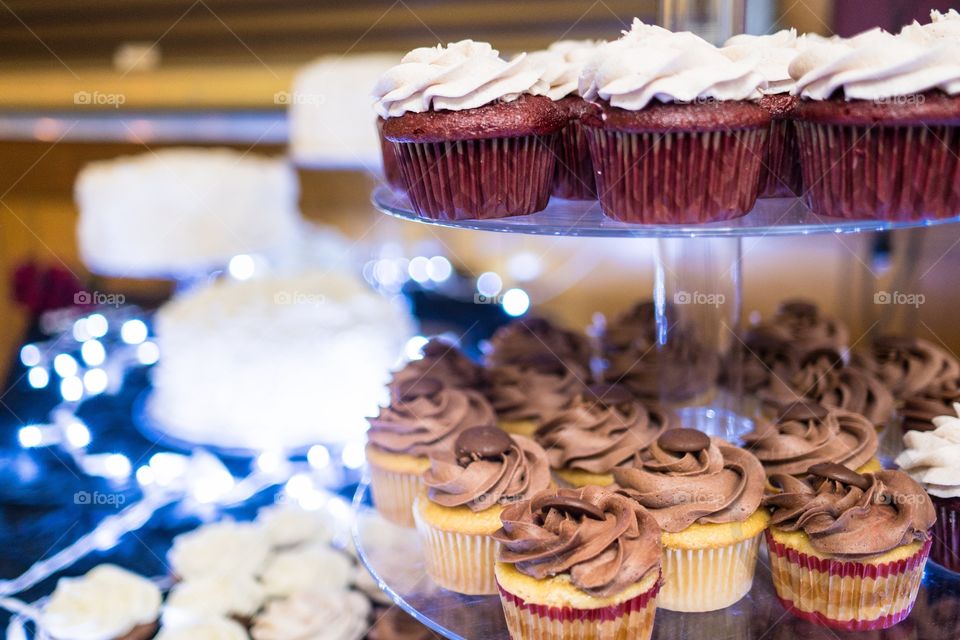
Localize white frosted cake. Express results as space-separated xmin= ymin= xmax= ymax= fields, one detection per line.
xmin=147 ymin=271 xmax=413 ymax=451
xmin=76 ymin=148 xmax=300 ymax=277
xmin=288 ymin=53 xmax=400 ymax=168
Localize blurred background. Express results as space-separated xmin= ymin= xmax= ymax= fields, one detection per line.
xmin=2 ymin=0 xmax=960 ymax=381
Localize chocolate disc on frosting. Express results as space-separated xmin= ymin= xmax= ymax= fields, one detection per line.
xmin=807 ymin=462 xmax=870 ymax=490
xmin=532 ymin=494 xmax=605 ymax=521
xmin=657 ymin=428 xmax=710 ymax=454
xmin=455 ymin=426 xmax=513 ymax=461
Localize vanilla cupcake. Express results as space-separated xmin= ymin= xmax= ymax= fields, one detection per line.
xmin=614 ymin=429 xmax=768 ymax=611
xmin=766 ymin=464 xmax=935 ymax=630
xmin=487 ymin=355 xmax=589 ymax=437
xmin=494 ymin=486 xmax=662 ymax=640
xmin=43 ymin=565 xmax=162 ymax=640
xmin=414 ymin=426 xmax=551 ymax=595
xmin=535 ymin=383 xmax=675 ymax=487
xmin=742 ymin=401 xmax=881 ymax=484
xmin=896 ymin=404 xmax=960 ymax=572
xmin=167 ymin=521 xmax=271 ymax=580
xmin=852 ymin=336 xmax=960 ymax=401
xmin=484 ymin=317 xmax=592 ymax=372
xmin=162 ymin=574 xmax=265 ymax=629
xmin=388 ymin=338 xmax=486 ymax=392
xmin=366 ymin=375 xmax=495 ymax=526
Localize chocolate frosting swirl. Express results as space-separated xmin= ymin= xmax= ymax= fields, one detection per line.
xmin=765 ymin=299 xmax=850 ymax=355
xmin=766 ymin=466 xmax=936 ymax=557
xmin=486 ymin=317 xmax=592 ymax=370
xmin=742 ymin=402 xmax=878 ymax=478
xmin=535 ymin=384 xmax=676 ymax=474
xmin=493 ymin=486 xmax=661 ymax=598
xmin=853 ymin=336 xmax=960 ymax=400
xmin=389 ymin=339 xmax=486 ymax=392
xmin=601 ymin=301 xmax=718 ymax=403
xmin=613 ymin=430 xmax=765 ymax=532
xmin=730 ymin=326 xmax=799 ymax=393
xmin=902 ymin=376 xmax=960 ymax=431
xmin=367 ymin=377 xmax=495 ymax=456
xmin=486 ymin=359 xmax=588 ymax=423
xmin=424 ymin=427 xmax=551 ymax=512
xmin=759 ymin=349 xmax=895 ymax=427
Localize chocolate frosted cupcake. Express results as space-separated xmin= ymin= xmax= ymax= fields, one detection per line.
xmin=580 ymin=21 xmax=769 ymax=223
xmin=527 ymin=40 xmax=601 ymax=199
xmin=366 ymin=376 xmax=495 ymax=526
xmin=485 ymin=316 xmax=592 ymax=371
xmin=726 ymin=325 xmax=799 ymax=395
xmin=535 ymin=383 xmax=675 ymax=487
xmin=766 ymin=464 xmax=936 ymax=630
xmin=414 ymin=426 xmax=551 ymax=594
xmin=724 ymin=30 xmax=805 ymax=198
xmin=614 ymin=429 xmax=768 ymax=611
xmin=852 ymin=335 xmax=960 ymax=401
xmin=375 ymin=40 xmax=565 ymax=220
xmin=790 ymin=26 xmax=960 ymax=220
xmin=487 ymin=355 xmax=589 ymax=437
xmin=494 ymin=486 xmax=662 ymax=640
xmin=388 ymin=338 xmax=486 ymax=392
xmin=764 ymin=299 xmax=850 ymax=355
xmin=758 ymin=347 xmax=895 ymax=428
xmin=902 ymin=376 xmax=960 ymax=431
xmin=896 ymin=406 xmax=960 ymax=572
xmin=601 ymin=302 xmax=719 ymax=404
xmin=742 ymin=401 xmax=880 ymax=482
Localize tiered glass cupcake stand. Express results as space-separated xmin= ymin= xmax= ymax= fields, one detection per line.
xmin=355 ymin=186 xmax=960 ymax=640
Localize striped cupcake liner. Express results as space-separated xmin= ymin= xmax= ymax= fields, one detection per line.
xmin=413 ymin=500 xmax=499 ymax=595
xmin=795 ymin=121 xmax=960 ymax=221
xmin=583 ymin=125 xmax=766 ymax=224
xmin=377 ymin=118 xmax=404 ymax=190
xmin=766 ymin=529 xmax=932 ymax=630
xmin=553 ymin=120 xmax=597 ymax=200
xmin=367 ymin=462 xmax=422 ymax=528
xmin=497 ymin=574 xmax=659 ymax=640
xmin=393 ymin=134 xmax=558 ymax=220
xmin=931 ymin=497 xmax=960 ymax=573
xmin=659 ymin=532 xmax=763 ymax=612
xmin=758 ymin=118 xmax=803 ymax=198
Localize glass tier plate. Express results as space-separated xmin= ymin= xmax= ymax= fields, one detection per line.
xmin=353 ymin=479 xmax=960 ymax=640
xmin=373 ymin=186 xmax=960 ymax=238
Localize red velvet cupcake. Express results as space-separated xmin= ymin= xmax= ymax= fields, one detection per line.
xmin=724 ymin=30 xmax=806 ymax=198
xmin=580 ymin=26 xmax=770 ymax=224
xmin=527 ymin=41 xmax=601 ymax=200
xmin=374 ymin=41 xmax=565 ymax=220
xmin=375 ymin=117 xmax=403 ymax=191
xmin=790 ymin=28 xmax=960 ymax=220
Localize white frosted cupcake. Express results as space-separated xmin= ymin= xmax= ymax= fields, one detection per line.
xmin=162 ymin=574 xmax=265 ymax=629
xmin=156 ymin=617 xmax=248 ymax=640
xmin=251 ymin=590 xmax=371 ymax=640
xmin=896 ymin=402 xmax=960 ymax=572
xmin=42 ymin=565 xmax=162 ymax=640
xmin=167 ymin=521 xmax=271 ymax=580
xmin=256 ymin=504 xmax=333 ymax=549
xmin=259 ymin=544 xmax=352 ymax=599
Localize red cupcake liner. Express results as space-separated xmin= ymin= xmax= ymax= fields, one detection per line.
xmin=497 ymin=575 xmax=660 ymax=623
xmin=766 ymin=529 xmax=932 ymax=631
xmin=759 ymin=118 xmax=803 ymax=198
xmin=553 ymin=120 xmax=597 ymax=200
xmin=392 ymin=134 xmax=558 ymax=220
xmin=376 ymin=118 xmax=404 ymax=191
xmin=931 ymin=496 xmax=960 ymax=572
xmin=795 ymin=121 xmax=960 ymax=221
xmin=584 ymin=125 xmax=766 ymax=224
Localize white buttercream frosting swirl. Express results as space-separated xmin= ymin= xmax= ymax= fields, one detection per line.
xmin=723 ymin=29 xmax=803 ymax=94
xmin=156 ymin=617 xmax=249 ymax=640
xmin=251 ymin=590 xmax=371 ymax=640
xmin=790 ymin=28 xmax=960 ymax=99
xmin=525 ymin=40 xmax=601 ymax=100
xmin=580 ymin=20 xmax=767 ymax=109
xmin=373 ymin=40 xmax=546 ymax=118
xmin=162 ymin=574 xmax=265 ymax=629
xmin=902 ymin=9 xmax=960 ymax=46
xmin=167 ymin=521 xmax=271 ymax=580
xmin=256 ymin=504 xmax=332 ymax=549
xmin=259 ymin=544 xmax=353 ymax=598
xmin=42 ymin=565 xmax=161 ymax=640
xmin=896 ymin=402 xmax=960 ymax=498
